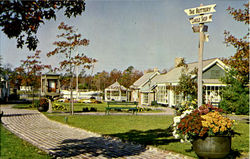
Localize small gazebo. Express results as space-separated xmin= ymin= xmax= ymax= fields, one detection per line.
xmin=41 ymin=71 xmax=60 ymax=98
xmin=104 ymin=81 xmax=129 ymax=102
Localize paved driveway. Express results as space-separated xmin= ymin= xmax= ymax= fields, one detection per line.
xmin=1 ymin=105 xmax=191 ymax=159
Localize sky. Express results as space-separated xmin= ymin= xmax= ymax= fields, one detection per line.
xmin=0 ymin=0 xmax=248 ymax=75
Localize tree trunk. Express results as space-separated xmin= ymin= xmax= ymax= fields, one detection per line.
xmin=32 ymin=86 xmax=35 ymax=107
xmin=70 ymin=74 xmax=74 ymax=115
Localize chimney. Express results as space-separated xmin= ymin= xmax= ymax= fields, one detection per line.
xmin=175 ymin=57 xmax=184 ymax=68
xmin=153 ymin=68 xmax=159 ymax=72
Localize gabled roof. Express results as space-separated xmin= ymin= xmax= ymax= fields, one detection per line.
xmin=155 ymin=58 xmax=227 ymax=84
xmin=105 ymin=81 xmax=127 ymax=91
xmin=43 ymin=71 xmax=60 ymax=76
xmin=130 ymin=71 xmax=159 ymax=89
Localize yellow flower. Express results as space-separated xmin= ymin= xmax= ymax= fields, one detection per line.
xmin=213 ymin=126 xmax=219 ymax=133
xmin=202 ymin=121 xmax=209 ymax=127
xmin=220 ymin=126 xmax=227 ymax=132
xmin=227 ymin=122 xmax=232 ymax=128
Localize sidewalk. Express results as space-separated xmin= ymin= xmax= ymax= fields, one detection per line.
xmin=1 ymin=105 xmax=192 ymax=159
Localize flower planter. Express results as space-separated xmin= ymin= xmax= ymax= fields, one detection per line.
xmin=37 ymin=105 xmax=48 ymax=112
xmin=37 ymin=98 xmax=49 ymax=112
xmin=193 ymin=136 xmax=231 ymax=159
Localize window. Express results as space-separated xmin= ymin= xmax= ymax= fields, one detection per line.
xmin=157 ymin=85 xmax=167 ymax=104
xmin=142 ymin=93 xmax=148 ymax=104
xmin=204 ymin=86 xmax=224 ymax=106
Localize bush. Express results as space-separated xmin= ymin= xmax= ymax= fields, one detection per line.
xmin=82 ymin=107 xmax=89 ymax=112
xmin=220 ymin=69 xmax=249 ymax=115
xmin=52 ymin=103 xmax=67 ymax=111
xmin=33 ymin=100 xmax=40 ymax=108
xmin=90 ymin=107 xmax=97 ymax=112
xmin=151 ymin=101 xmax=158 ymax=106
xmin=138 ymin=107 xmax=152 ymax=112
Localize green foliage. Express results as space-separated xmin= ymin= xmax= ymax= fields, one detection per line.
xmin=176 ymin=69 xmax=197 ymax=100
xmin=220 ymin=69 xmax=249 ymax=115
xmin=52 ymin=103 xmax=67 ymax=111
xmin=151 ymin=101 xmax=158 ymax=106
xmin=32 ymin=99 xmax=40 ymax=108
xmin=176 ymin=100 xmax=197 ymax=115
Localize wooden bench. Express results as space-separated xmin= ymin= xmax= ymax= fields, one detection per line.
xmin=105 ymin=101 xmax=138 ymax=115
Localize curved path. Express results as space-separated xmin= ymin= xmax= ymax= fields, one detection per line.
xmin=1 ymin=105 xmax=192 ymax=159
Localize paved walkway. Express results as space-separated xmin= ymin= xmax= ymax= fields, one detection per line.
xmin=1 ymin=105 xmax=192 ymax=159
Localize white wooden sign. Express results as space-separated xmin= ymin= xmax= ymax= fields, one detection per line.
xmin=184 ymin=4 xmax=216 ymax=16
xmin=189 ymin=14 xmax=213 ymax=24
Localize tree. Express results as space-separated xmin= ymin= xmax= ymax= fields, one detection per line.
xmin=175 ymin=67 xmax=197 ymax=101
xmin=119 ymin=66 xmax=143 ymax=88
xmin=10 ymin=67 xmax=26 ymax=90
xmin=223 ymin=3 xmax=249 ymax=84
xmin=109 ymin=69 xmax=122 ymax=84
xmin=47 ymin=22 xmax=96 ymax=115
xmin=19 ymin=50 xmax=50 ymax=107
xmin=220 ymin=3 xmax=249 ymax=115
xmin=0 ymin=0 xmax=86 ymax=50
xmin=93 ymin=71 xmax=109 ymax=91
xmin=220 ymin=70 xmax=249 ymax=115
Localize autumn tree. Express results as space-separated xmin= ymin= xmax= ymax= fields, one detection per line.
xmin=119 ymin=66 xmax=143 ymax=88
xmin=109 ymin=69 xmax=122 ymax=84
xmin=19 ymin=50 xmax=50 ymax=107
xmin=93 ymin=71 xmax=109 ymax=91
xmin=47 ymin=22 xmax=96 ymax=115
xmin=0 ymin=0 xmax=86 ymax=50
xmin=220 ymin=3 xmax=249 ymax=115
xmin=223 ymin=3 xmax=249 ymax=84
xmin=10 ymin=67 xmax=26 ymax=90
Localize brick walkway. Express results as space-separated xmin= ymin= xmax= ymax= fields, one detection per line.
xmin=1 ymin=105 xmax=192 ymax=159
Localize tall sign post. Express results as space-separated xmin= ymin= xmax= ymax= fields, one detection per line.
xmin=184 ymin=4 xmax=216 ymax=107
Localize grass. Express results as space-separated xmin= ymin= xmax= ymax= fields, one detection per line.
xmin=46 ymin=114 xmax=249 ymax=158
xmin=13 ymin=100 xmax=162 ymax=113
xmin=53 ymin=102 xmax=108 ymax=112
xmin=0 ymin=125 xmax=51 ymax=159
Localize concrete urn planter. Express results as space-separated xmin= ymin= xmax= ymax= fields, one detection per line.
xmin=193 ymin=136 xmax=231 ymax=159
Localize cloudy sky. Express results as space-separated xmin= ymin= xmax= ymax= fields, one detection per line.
xmin=0 ymin=0 xmax=248 ymax=74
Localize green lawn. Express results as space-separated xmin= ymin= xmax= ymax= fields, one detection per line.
xmin=0 ymin=125 xmax=51 ymax=159
xmin=46 ymin=114 xmax=249 ymax=158
xmin=53 ymin=102 xmax=108 ymax=112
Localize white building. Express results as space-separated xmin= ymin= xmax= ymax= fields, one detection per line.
xmin=104 ymin=81 xmax=129 ymax=102
xmin=154 ymin=58 xmax=228 ymax=107
xmin=130 ymin=68 xmax=160 ymax=105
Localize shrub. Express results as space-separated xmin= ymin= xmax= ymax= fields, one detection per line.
xmin=220 ymin=69 xmax=249 ymax=115
xmin=82 ymin=107 xmax=89 ymax=112
xmin=151 ymin=101 xmax=158 ymax=106
xmin=90 ymin=107 xmax=97 ymax=112
xmin=175 ymin=100 xmax=197 ymax=115
xmin=52 ymin=103 xmax=67 ymax=111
